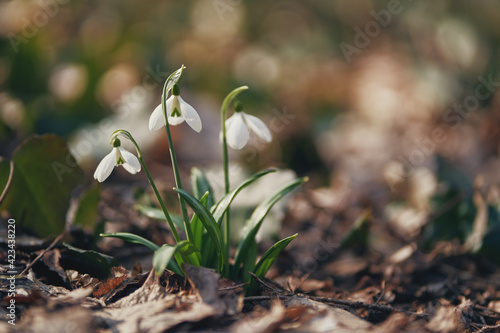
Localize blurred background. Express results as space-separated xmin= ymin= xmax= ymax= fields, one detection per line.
xmin=2 ymin=0 xmax=500 ymax=252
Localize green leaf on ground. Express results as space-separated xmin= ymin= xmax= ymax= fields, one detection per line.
xmin=0 ymin=134 xmax=87 ymax=237
xmin=61 ymin=243 xmax=118 ymax=279
xmin=73 ymin=182 xmax=101 ymax=231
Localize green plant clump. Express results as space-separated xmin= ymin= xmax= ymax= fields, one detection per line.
xmin=96 ymin=66 xmax=306 ymax=290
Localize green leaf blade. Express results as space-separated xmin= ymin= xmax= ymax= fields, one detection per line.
xmin=233 ymin=177 xmax=307 ymax=279
xmin=248 ymin=234 xmax=297 ymax=294
xmin=153 ymin=240 xmax=201 ymax=276
xmin=191 ymin=192 xmax=210 ymax=251
xmin=191 ymin=167 xmax=215 ymax=209
xmin=175 ymin=188 xmax=226 ymax=273
xmin=100 ymin=232 xmax=160 ymax=251
xmin=135 ymin=204 xmax=184 ymax=231
xmin=177 ymin=240 xmax=202 ymax=267
xmin=153 ymin=244 xmax=178 ymax=276
xmin=212 ymin=169 xmax=276 ymax=225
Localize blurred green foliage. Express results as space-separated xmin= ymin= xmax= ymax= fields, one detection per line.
xmin=2 ymin=1 xmax=500 ymax=263
xmin=1 ymin=1 xmax=499 ymax=159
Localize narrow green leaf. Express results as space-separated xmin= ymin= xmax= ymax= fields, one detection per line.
xmin=239 ymin=242 xmax=258 ymax=283
xmin=153 ymin=240 xmax=201 ymax=276
xmin=234 ymin=177 xmax=307 ymax=278
xmin=201 ymin=240 xmax=218 ymax=268
xmin=101 ymin=232 xmax=183 ymax=275
xmin=177 ymin=241 xmax=202 ymax=266
xmin=168 ymin=257 xmax=183 ymax=276
xmin=248 ymin=234 xmax=297 ymax=294
xmin=212 ymin=169 xmax=276 ymax=225
xmin=135 ymin=205 xmax=184 ymax=231
xmin=191 ymin=167 xmax=215 ymax=209
xmin=175 ymin=188 xmax=226 ymax=273
xmin=100 ymin=232 xmax=159 ymax=251
xmin=253 ymin=234 xmax=297 ymax=278
xmin=153 ymin=244 xmax=177 ymax=276
xmin=191 ymin=192 xmax=209 ymax=251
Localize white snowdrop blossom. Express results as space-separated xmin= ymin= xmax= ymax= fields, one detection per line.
xmin=93 ymin=141 xmax=141 ymax=182
xmin=225 ymin=111 xmax=272 ymax=150
xmin=149 ymin=84 xmax=202 ymax=133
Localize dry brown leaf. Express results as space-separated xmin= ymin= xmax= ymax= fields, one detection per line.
xmin=183 ymin=264 xmax=243 ymax=316
xmin=138 ymin=301 xmax=215 ymax=333
xmin=296 ymin=278 xmax=334 ymax=293
xmin=183 ymin=264 xmax=220 ymax=304
xmin=324 ymin=257 xmax=368 ymax=277
xmin=284 ymin=296 xmax=374 ymax=333
xmin=92 ymin=266 xmax=128 ymax=297
xmin=41 ymin=249 xmax=67 ymax=284
xmin=95 ymin=276 xmax=215 ymax=333
xmin=230 ymin=301 xmax=287 ymax=333
xmin=387 ymin=243 xmax=417 ymax=264
xmin=46 ymin=287 xmax=93 ymax=306
xmin=17 ymin=305 xmax=95 ymax=333
xmin=426 ymin=306 xmax=466 ymax=333
xmin=465 ymin=178 xmax=489 ymax=252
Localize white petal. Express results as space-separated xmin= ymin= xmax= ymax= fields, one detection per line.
xmin=219 ymin=116 xmax=234 ymax=144
xmin=149 ymin=104 xmax=165 ymax=132
xmin=226 ymin=113 xmax=249 ymax=150
xmin=178 ymin=96 xmax=202 ymax=132
xmin=118 ymin=147 xmax=141 ymax=174
xmin=121 ymin=163 xmax=138 ymax=174
xmin=167 ymin=96 xmax=185 ymax=126
xmin=243 ymin=112 xmax=272 ymax=142
xmin=93 ymin=149 xmax=117 ymax=182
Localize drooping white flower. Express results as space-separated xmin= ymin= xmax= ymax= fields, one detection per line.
xmin=93 ymin=139 xmax=141 ymax=182
xmin=225 ymin=111 xmax=272 ymax=150
xmin=149 ymin=84 xmax=202 ymax=133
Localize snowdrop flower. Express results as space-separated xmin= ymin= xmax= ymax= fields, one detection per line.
xmin=149 ymin=84 xmax=202 ymax=133
xmin=225 ymin=102 xmax=272 ymax=150
xmin=93 ymin=138 xmax=141 ymax=182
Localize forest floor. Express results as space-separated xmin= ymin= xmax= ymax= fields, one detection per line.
xmin=2 ymin=184 xmax=500 ymax=333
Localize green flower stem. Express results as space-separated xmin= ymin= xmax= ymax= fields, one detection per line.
xmin=220 ymin=86 xmax=249 ymax=257
xmin=112 ymin=130 xmax=181 ymax=243
xmin=161 ymin=80 xmax=194 ymax=243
